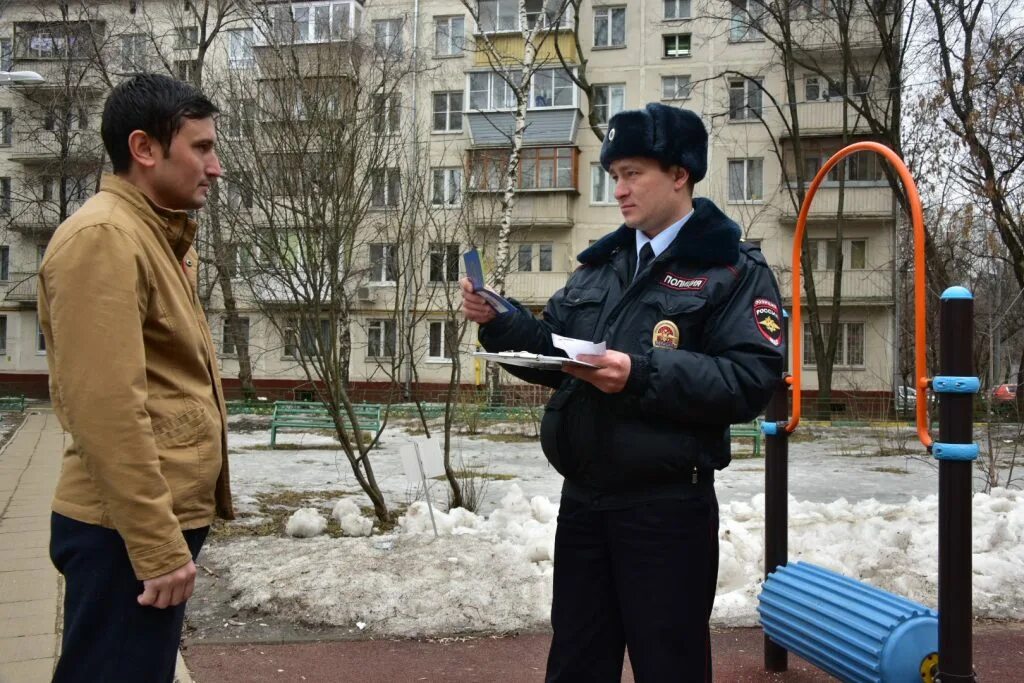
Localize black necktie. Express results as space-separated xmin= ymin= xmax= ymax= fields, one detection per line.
xmin=634 ymin=243 xmax=654 ymax=282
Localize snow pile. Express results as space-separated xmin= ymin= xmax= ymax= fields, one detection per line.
xmin=284 ymin=508 xmax=327 ymax=538
xmin=207 ymin=485 xmax=1024 ymax=638
xmin=331 ymin=499 xmax=373 ymax=537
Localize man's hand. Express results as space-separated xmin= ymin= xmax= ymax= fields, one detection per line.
xmin=460 ymin=278 xmax=497 ymax=325
xmin=563 ymin=351 xmax=631 ymax=394
xmin=138 ymin=560 xmax=196 ymax=609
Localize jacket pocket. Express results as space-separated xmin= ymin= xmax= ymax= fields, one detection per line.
xmin=541 ymin=381 xmax=592 ymax=480
xmin=563 ymin=286 xmax=607 ymax=340
xmin=640 ymin=295 xmax=709 ymax=352
xmin=153 ymin=403 xmax=206 ymax=449
xmin=152 ymin=401 xmax=215 ymax=503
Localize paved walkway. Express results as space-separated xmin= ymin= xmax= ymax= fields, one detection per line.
xmin=0 ymin=411 xmax=63 ymax=683
xmin=0 ymin=409 xmax=192 ymax=683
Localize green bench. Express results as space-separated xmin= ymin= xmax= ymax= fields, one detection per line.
xmin=730 ymin=420 xmax=762 ymax=456
xmin=0 ymin=395 xmax=26 ymax=412
xmin=270 ymin=401 xmax=382 ymax=447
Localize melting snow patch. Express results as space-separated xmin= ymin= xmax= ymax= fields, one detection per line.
xmin=285 ymin=508 xmax=327 ymax=538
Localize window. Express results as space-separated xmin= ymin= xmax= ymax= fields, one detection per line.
xmin=226 ymin=99 xmax=255 ymax=138
xmin=478 ymin=0 xmax=568 ymax=32
xmin=367 ymin=319 xmax=396 ymax=358
xmin=44 ymin=106 xmax=88 ymax=132
xmin=435 ymin=15 xmax=464 ymax=56
xmin=0 ymin=246 xmax=8 ymax=280
xmin=805 ymin=75 xmax=844 ymax=102
xmin=803 ymin=322 xmax=864 ymax=367
xmin=591 ymin=164 xmax=616 ymax=204
xmin=728 ymin=78 xmax=763 ymax=120
xmin=730 ymin=0 xmax=763 ymax=41
xmin=175 ymin=59 xmax=199 ymax=82
xmin=0 ymin=178 xmax=9 ymax=215
xmin=517 ymin=244 xmax=533 ymax=271
xmin=0 ymin=110 xmax=11 ymax=146
xmin=661 ymin=75 xmax=692 ymax=100
xmin=432 ymin=168 xmax=462 ymax=206
xmin=37 ymin=317 xmax=46 ymax=353
xmin=470 ymin=147 xmax=576 ymax=191
xmin=121 ymin=33 xmax=148 ymax=72
xmin=808 ymin=239 xmax=867 ymax=270
xmin=0 ymin=38 xmax=10 ymax=71
xmin=516 ymin=243 xmax=554 ymax=272
xmin=176 ymin=25 xmax=199 ymax=48
xmin=531 ymin=68 xmax=574 ymax=108
xmin=663 ymin=33 xmax=691 ymax=58
xmin=727 ymin=158 xmax=763 ymax=201
xmin=592 ymin=84 xmax=625 ymax=125
xmin=468 ymin=71 xmax=514 ymax=110
xmin=428 ymin=320 xmax=456 ymax=360
xmin=519 ymin=147 xmax=574 ymax=190
xmin=273 ymin=2 xmax=360 ymax=44
xmin=429 ymin=243 xmax=460 ymax=282
xmin=227 ymin=29 xmax=254 ymax=68
xmin=0 ymin=315 xmax=6 ymax=355
xmin=225 ymin=180 xmax=254 ymax=210
xmin=225 ymin=243 xmax=258 ymax=277
xmin=373 ymin=19 xmax=403 ymax=52
xmin=664 ymin=0 xmax=691 ymax=19
xmin=369 ymin=243 xmax=398 ymax=282
xmin=371 ymin=168 xmax=400 ymax=207
xmin=372 ymin=94 xmax=400 ymax=134
xmin=43 ymin=177 xmax=91 ymax=204
xmin=827 ymin=151 xmax=885 ymax=183
xmin=594 ymin=7 xmax=626 ymax=47
xmin=221 ymin=317 xmax=250 ymax=356
xmin=432 ymin=91 xmax=463 ymax=132
xmin=287 ymin=318 xmax=332 ymax=357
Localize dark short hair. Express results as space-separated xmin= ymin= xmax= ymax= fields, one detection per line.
xmin=101 ymin=73 xmax=219 ymax=173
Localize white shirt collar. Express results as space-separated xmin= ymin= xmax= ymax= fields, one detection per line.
xmin=636 ymin=209 xmax=695 ymax=260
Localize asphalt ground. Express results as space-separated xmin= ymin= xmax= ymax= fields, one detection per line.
xmin=184 ymin=622 xmax=1024 ymax=682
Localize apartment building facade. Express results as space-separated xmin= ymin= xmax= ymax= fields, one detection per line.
xmin=0 ymin=0 xmax=897 ymax=401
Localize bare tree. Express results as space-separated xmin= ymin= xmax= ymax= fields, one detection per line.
xmin=213 ymin=7 xmax=428 ymax=523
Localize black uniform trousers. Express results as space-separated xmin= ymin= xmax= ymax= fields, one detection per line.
xmin=50 ymin=513 xmax=209 ymax=683
xmin=545 ymin=493 xmax=720 ymax=683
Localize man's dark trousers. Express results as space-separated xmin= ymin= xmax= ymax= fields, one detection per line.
xmin=545 ymin=494 xmax=720 ymax=682
xmin=50 ymin=513 xmax=209 ymax=683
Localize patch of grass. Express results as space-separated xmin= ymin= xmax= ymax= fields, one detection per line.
xmin=431 ymin=470 xmax=516 ymax=482
xmin=731 ymin=450 xmax=763 ymax=460
xmin=470 ymin=433 xmax=539 ymax=443
xmin=870 ymin=466 xmax=908 ymax=475
xmin=241 ymin=442 xmax=340 ymax=451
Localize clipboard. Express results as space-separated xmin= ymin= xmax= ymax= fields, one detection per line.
xmin=473 ymin=351 xmax=601 ymax=370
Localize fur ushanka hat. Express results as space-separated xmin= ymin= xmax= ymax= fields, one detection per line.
xmin=600 ymin=103 xmax=708 ymax=183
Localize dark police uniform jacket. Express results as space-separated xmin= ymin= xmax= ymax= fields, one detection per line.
xmin=479 ymin=198 xmax=785 ymax=506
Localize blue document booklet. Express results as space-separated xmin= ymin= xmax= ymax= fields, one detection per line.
xmin=463 ymin=248 xmax=514 ymax=315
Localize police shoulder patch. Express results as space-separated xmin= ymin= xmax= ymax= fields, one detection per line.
xmin=753 ymin=297 xmax=782 ymax=346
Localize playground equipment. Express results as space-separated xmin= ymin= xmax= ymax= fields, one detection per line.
xmin=757 ymin=142 xmax=977 ymax=682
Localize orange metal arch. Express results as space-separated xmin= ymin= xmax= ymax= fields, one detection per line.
xmin=786 ymin=141 xmax=931 ymax=450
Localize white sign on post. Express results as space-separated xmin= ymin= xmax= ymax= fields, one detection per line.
xmin=399 ymin=438 xmax=446 ymax=538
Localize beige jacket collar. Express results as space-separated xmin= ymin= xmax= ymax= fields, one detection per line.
xmin=99 ymin=174 xmax=198 ymax=259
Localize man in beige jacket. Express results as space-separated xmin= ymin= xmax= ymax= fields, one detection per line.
xmin=39 ymin=73 xmax=233 ymax=682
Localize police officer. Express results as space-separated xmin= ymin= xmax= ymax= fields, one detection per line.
xmin=461 ymin=103 xmax=784 ymax=682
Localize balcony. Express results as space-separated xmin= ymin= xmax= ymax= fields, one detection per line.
xmin=504 ymin=271 xmax=570 ymax=306
xmin=781 ymin=184 xmax=894 ymax=220
xmin=782 ymin=101 xmax=877 ymax=137
xmin=466 ymin=108 xmax=582 ymax=147
xmin=4 ymin=272 xmax=39 ymax=304
xmin=472 ymin=31 xmax=577 ymax=67
xmin=791 ymin=14 xmax=886 ymax=56
xmin=775 ymin=268 xmax=892 ymax=305
xmin=9 ymin=130 xmax=103 ymax=165
xmin=9 ymin=200 xmax=85 ymax=236
xmin=471 ymin=192 xmax=575 ymax=228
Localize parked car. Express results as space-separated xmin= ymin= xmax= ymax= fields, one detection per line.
xmin=992 ymin=383 xmax=1018 ymax=402
xmin=895 ymin=386 xmax=917 ymax=412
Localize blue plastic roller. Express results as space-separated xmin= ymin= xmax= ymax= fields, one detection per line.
xmin=758 ymin=562 xmax=938 ymax=682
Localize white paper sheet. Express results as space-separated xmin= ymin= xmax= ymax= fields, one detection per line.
xmin=551 ymin=333 xmax=606 ymax=360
